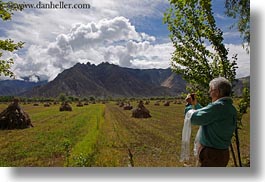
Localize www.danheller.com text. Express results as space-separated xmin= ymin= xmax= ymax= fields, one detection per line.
xmin=5 ymin=1 xmax=91 ymax=9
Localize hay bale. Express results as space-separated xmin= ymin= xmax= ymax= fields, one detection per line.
xmin=33 ymin=103 xmax=39 ymax=106
xmin=84 ymin=102 xmax=89 ymax=105
xmin=119 ymin=102 xmax=124 ymax=107
xmin=164 ymin=101 xmax=170 ymax=106
xmin=59 ymin=102 xmax=72 ymax=111
xmin=0 ymin=99 xmax=33 ymax=130
xmin=44 ymin=103 xmax=50 ymax=107
xmin=123 ymin=103 xmax=133 ymax=110
xmin=76 ymin=101 xmax=83 ymax=107
xmin=154 ymin=101 xmax=160 ymax=106
xmin=132 ymin=100 xmax=151 ymax=118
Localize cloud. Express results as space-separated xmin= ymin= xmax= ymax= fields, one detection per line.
xmin=225 ymin=44 xmax=250 ymax=78
xmin=5 ymin=16 xmax=173 ymax=81
xmin=6 ymin=0 xmax=168 ymax=45
xmin=215 ymin=13 xmax=227 ymax=20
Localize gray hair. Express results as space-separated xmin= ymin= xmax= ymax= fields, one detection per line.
xmin=209 ymin=77 xmax=232 ymax=97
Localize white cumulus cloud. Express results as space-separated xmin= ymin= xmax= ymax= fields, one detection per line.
xmin=6 ymin=16 xmax=173 ymax=81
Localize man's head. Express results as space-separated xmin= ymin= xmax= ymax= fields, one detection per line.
xmin=209 ymin=77 xmax=232 ymax=102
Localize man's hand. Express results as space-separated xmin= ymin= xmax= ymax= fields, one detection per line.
xmin=185 ymin=93 xmax=197 ymax=105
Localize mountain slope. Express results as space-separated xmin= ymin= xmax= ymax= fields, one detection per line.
xmin=23 ymin=62 xmax=186 ymax=98
xmin=0 ymin=80 xmax=47 ymax=96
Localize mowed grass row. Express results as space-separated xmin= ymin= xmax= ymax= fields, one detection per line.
xmin=0 ymin=103 xmax=105 ymax=167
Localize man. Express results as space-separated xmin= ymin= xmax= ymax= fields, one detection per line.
xmin=185 ymin=77 xmax=237 ymax=167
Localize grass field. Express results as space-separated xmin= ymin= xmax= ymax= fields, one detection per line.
xmin=0 ymin=101 xmax=250 ymax=167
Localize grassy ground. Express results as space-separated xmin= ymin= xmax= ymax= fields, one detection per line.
xmin=0 ymin=103 xmax=105 ymax=167
xmin=0 ymin=101 xmax=250 ymax=167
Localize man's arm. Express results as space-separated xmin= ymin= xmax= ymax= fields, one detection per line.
xmin=191 ymin=103 xmax=218 ymax=126
xmin=184 ymin=103 xmax=202 ymax=115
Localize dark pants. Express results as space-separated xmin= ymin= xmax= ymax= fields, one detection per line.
xmin=199 ymin=146 xmax=230 ymax=167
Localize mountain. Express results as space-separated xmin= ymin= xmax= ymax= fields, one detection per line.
xmin=0 ymin=80 xmax=47 ymax=96
xmin=23 ymin=62 xmax=187 ymax=98
xmin=1 ymin=62 xmax=249 ymax=98
xmin=233 ymin=76 xmax=250 ymax=96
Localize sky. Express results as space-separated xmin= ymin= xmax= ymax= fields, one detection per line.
xmin=0 ymin=0 xmax=250 ymax=82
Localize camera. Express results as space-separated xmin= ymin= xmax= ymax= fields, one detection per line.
xmin=185 ymin=93 xmax=195 ymax=104
xmin=190 ymin=93 xmax=195 ymax=100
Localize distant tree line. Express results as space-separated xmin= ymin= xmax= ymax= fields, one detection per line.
xmin=0 ymin=93 xmax=189 ymax=103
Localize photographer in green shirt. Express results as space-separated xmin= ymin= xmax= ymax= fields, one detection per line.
xmin=185 ymin=77 xmax=237 ymax=167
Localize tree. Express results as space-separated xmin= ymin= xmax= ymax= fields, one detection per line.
xmin=0 ymin=1 xmax=24 ymax=77
xmin=225 ymin=0 xmax=250 ymax=51
xmin=58 ymin=93 xmax=67 ymax=102
xmin=163 ymin=0 xmax=237 ymax=106
xmin=89 ymin=96 xmax=95 ymax=102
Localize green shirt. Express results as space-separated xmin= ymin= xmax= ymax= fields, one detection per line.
xmin=184 ymin=103 xmax=202 ymax=115
xmin=188 ymin=97 xmax=237 ymax=149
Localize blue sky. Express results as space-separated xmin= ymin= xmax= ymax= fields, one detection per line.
xmin=0 ymin=0 xmax=249 ymax=81
xmin=131 ymin=0 xmax=242 ymax=44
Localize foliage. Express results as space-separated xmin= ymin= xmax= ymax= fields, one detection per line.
xmin=225 ymin=0 xmax=250 ymax=51
xmin=72 ymin=152 xmax=96 ymax=167
xmin=89 ymin=96 xmax=95 ymax=102
xmin=0 ymin=95 xmax=14 ymax=102
xmin=164 ymin=0 xmax=237 ymax=106
xmin=0 ymin=1 xmax=24 ymax=77
xmin=63 ymin=139 xmax=71 ymax=167
xmin=58 ymin=93 xmax=67 ymax=102
xmin=237 ymin=86 xmax=250 ymax=124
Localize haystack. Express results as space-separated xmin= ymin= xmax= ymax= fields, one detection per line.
xmin=59 ymin=102 xmax=72 ymax=111
xmin=44 ymin=103 xmax=50 ymax=107
xmin=119 ymin=102 xmax=124 ymax=107
xmin=76 ymin=101 xmax=83 ymax=107
xmin=0 ymin=99 xmax=33 ymax=130
xmin=164 ymin=101 xmax=170 ymax=106
xmin=123 ymin=103 xmax=133 ymax=110
xmin=154 ymin=101 xmax=160 ymax=106
xmin=132 ymin=100 xmax=151 ymax=118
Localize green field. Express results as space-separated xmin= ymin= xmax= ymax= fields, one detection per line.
xmin=0 ymin=101 xmax=250 ymax=167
